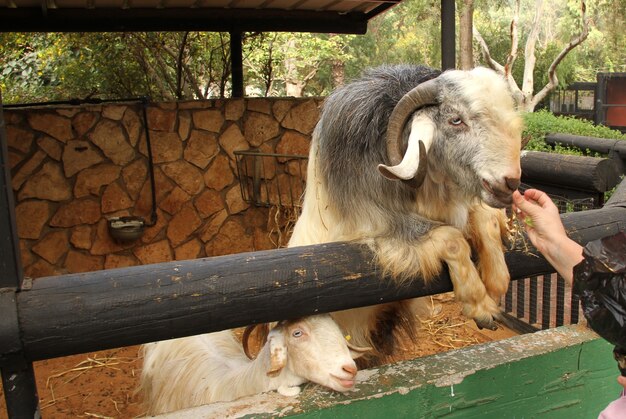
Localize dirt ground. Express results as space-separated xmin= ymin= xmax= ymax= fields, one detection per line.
xmin=0 ymin=294 xmax=517 ymax=419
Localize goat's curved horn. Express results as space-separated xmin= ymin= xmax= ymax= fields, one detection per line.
xmin=378 ymin=78 xmax=440 ymax=187
xmin=378 ymin=115 xmax=435 ymax=185
xmin=242 ymin=325 xmax=256 ymax=360
xmin=242 ymin=323 xmax=270 ymax=360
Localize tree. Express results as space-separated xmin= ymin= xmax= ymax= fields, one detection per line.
xmin=459 ymin=0 xmax=475 ymax=70
xmin=473 ymin=0 xmax=590 ymax=111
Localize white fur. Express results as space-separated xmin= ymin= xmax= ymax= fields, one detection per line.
xmin=139 ymin=314 xmax=363 ymax=415
xmin=289 ymin=66 xmax=522 ymax=356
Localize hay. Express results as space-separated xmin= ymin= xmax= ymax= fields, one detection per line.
xmin=506 ymin=210 xmax=540 ymax=257
xmin=418 ymin=297 xmax=480 ymax=350
xmin=268 ymin=204 xmax=300 ymax=248
xmin=84 ymin=412 xmax=114 ymax=418
xmin=40 ymin=354 xmax=136 ymax=411
xmin=45 ymin=355 xmax=135 ymax=388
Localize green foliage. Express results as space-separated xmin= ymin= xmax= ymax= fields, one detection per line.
xmin=522 ymin=109 xmax=626 ymax=153
xmin=343 ymin=1 xmax=441 ymax=81
xmin=0 ymin=33 xmax=63 ymax=103
xmin=0 ymin=0 xmax=625 ymax=103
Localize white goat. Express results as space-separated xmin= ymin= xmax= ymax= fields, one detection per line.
xmin=289 ymin=65 xmax=523 ymax=365
xmin=139 ymin=314 xmax=369 ymax=415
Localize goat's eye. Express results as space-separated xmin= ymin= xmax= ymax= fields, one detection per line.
xmin=449 ymin=117 xmax=464 ymax=126
xmin=292 ymin=329 xmax=303 ymax=338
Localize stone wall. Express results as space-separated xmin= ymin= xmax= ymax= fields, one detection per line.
xmin=5 ymin=97 xmax=321 ymax=278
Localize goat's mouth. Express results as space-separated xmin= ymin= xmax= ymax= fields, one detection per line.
xmin=330 ymin=374 xmax=356 ymax=390
xmin=481 ymin=179 xmax=513 ymax=208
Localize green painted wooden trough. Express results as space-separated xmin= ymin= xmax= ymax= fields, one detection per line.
xmin=156 ymin=325 xmax=618 ymax=418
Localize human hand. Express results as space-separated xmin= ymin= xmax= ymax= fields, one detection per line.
xmin=512 ymin=189 xmax=583 ymax=284
xmin=512 ymin=189 xmax=567 ymax=255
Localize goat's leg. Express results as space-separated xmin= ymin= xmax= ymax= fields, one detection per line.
xmin=467 ymin=206 xmax=510 ymax=302
xmin=431 ymin=226 xmax=501 ymax=330
xmin=373 ymin=225 xmax=500 ymax=329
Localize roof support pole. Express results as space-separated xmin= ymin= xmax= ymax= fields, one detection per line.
xmin=0 ymin=90 xmax=40 ymax=418
xmin=441 ymin=0 xmax=456 ymax=70
xmin=230 ymin=31 xmax=244 ymax=98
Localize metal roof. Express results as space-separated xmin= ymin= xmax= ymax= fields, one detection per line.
xmin=0 ymin=0 xmax=401 ymax=33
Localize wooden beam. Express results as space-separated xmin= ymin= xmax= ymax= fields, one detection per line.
xmin=1 ymin=202 xmax=623 ymax=362
xmin=0 ymin=8 xmax=370 ymax=33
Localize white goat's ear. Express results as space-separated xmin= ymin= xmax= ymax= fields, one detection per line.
xmin=378 ymin=114 xmax=434 ymax=182
xmin=266 ymin=330 xmax=287 ymax=377
xmin=346 ymin=341 xmax=373 ymax=360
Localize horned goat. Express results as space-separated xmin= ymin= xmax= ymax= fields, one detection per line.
xmin=288 ymin=65 xmax=523 ymax=365
xmin=139 ymin=314 xmax=369 ymax=415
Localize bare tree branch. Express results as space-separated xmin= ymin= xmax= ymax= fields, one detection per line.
xmin=504 ymin=0 xmax=520 ymax=77
xmin=475 ymin=0 xmax=590 ymax=112
xmin=472 ymin=28 xmax=504 ymax=73
xmin=176 ymin=32 xmax=189 ymax=100
xmin=159 ymin=35 xmax=204 ymax=99
xmin=522 ymin=0 xmax=545 ymax=99
xmin=130 ymin=34 xmax=171 ymax=100
xmin=473 ymin=27 xmax=522 ymax=101
xmin=530 ymin=1 xmax=590 ymax=110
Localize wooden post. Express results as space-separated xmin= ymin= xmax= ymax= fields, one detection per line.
xmin=0 ymin=89 xmax=40 ymax=419
xmin=230 ymin=31 xmax=244 ymax=98
xmin=441 ymin=0 xmax=456 ymax=70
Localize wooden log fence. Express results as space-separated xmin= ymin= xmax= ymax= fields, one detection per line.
xmin=0 ymin=136 xmax=625 ymax=417
xmin=0 ymin=191 xmax=625 ymax=365
xmin=545 ymin=132 xmax=626 ymax=162
xmin=0 ymin=194 xmax=624 ymax=418
xmin=521 ymin=150 xmax=623 ymax=194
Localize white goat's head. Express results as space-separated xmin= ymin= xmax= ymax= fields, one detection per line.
xmin=378 ymin=67 xmax=523 ymax=208
xmin=263 ymin=314 xmax=370 ymax=392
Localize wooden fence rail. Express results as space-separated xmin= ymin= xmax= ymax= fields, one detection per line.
xmin=545 ymin=133 xmax=626 ymax=161
xmin=1 ymin=190 xmax=625 ymax=365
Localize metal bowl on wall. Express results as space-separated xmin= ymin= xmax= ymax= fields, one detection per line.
xmin=108 ymin=216 xmax=146 ymax=242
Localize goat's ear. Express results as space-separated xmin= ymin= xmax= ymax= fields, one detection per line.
xmin=266 ymin=330 xmax=287 ymax=377
xmin=346 ymin=341 xmax=373 ymax=360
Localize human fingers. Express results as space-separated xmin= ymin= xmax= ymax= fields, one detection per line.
xmin=512 ymin=191 xmax=527 ymax=218
xmin=522 ymin=189 xmax=555 ymax=211
xmin=513 ymin=190 xmax=541 ymax=217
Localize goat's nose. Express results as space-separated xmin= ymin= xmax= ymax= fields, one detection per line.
xmin=342 ymin=364 xmax=357 ymax=377
xmin=505 ymin=176 xmax=520 ymax=192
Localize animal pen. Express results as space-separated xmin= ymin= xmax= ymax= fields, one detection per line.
xmin=2 ymin=1 xmax=626 ymax=418
xmin=1 ymin=93 xmax=626 ymax=418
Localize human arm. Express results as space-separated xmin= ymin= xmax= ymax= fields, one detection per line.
xmin=512 ymin=189 xmax=583 ymax=285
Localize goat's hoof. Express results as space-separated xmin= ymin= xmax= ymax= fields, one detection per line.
xmin=474 ymin=316 xmax=498 ymax=331
xmin=278 ymin=385 xmax=301 ymax=397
